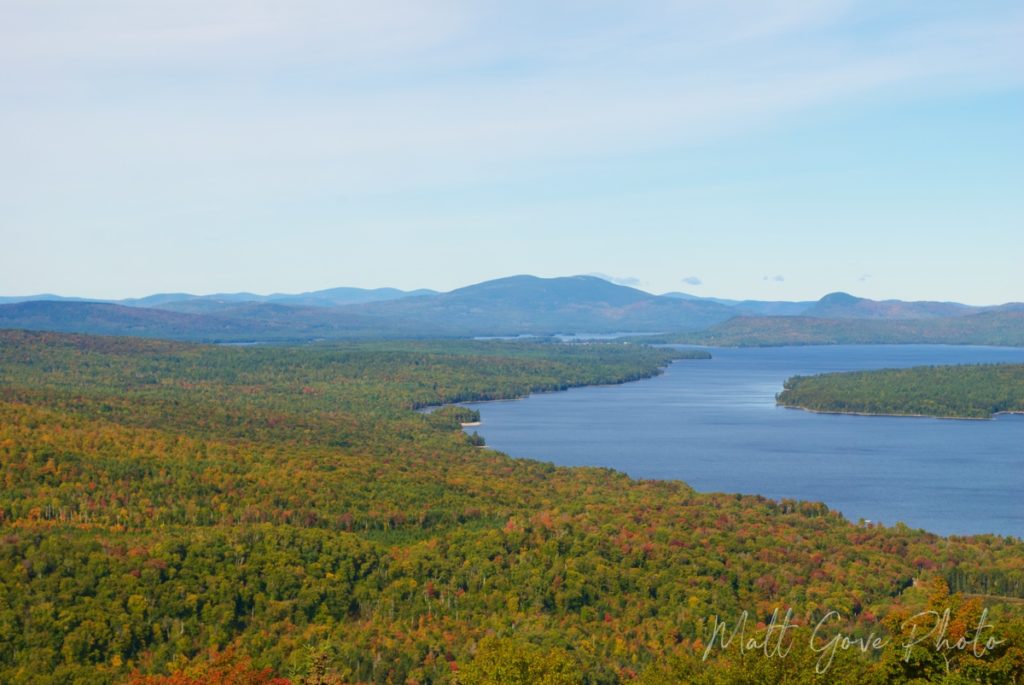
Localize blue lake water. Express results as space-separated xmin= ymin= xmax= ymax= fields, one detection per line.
xmin=464 ymin=345 xmax=1024 ymax=537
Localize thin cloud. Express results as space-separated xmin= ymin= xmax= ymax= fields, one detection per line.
xmin=764 ymin=275 xmax=785 ymax=282
xmin=2 ymin=2 xmax=1022 ymax=197
xmin=681 ymin=276 xmax=703 ymax=286
xmin=590 ymin=273 xmax=642 ymax=287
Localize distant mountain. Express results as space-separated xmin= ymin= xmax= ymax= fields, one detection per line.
xmin=0 ymin=286 xmax=437 ymax=310
xmin=663 ymin=310 xmax=1024 ymax=347
xmin=128 ymin=286 xmax=439 ymax=310
xmin=121 ymin=293 xmax=203 ymax=307
xmin=661 ymin=290 xmax=994 ymax=318
xmin=267 ymin=286 xmax=437 ymax=307
xmin=662 ymin=292 xmax=817 ymax=316
xmin=349 ymin=275 xmax=735 ymax=335
xmin=452 ymin=274 xmax=651 ymax=307
xmin=0 ymin=276 xmax=734 ymax=340
xmin=0 ymin=301 xmax=243 ymax=339
xmin=804 ymin=292 xmax=979 ymax=319
xmin=0 ymin=300 xmax=409 ymax=341
xmin=0 ymin=294 xmax=102 ymax=305
xmin=1 ymin=277 xmax=1020 ymax=343
xmin=150 ymin=288 xmax=436 ymax=314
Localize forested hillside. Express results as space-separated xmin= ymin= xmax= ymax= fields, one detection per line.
xmin=0 ymin=276 xmax=735 ymax=341
xmin=1 ymin=331 xmax=1022 ymax=684
xmin=777 ymin=364 xmax=1024 ymax=419
xmin=655 ymin=311 xmax=1024 ymax=347
xmin=9 ymin=277 xmax=1021 ymax=345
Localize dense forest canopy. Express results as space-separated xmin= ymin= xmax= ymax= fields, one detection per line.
xmin=777 ymin=364 xmax=1024 ymax=419
xmin=0 ymin=330 xmax=1022 ymax=684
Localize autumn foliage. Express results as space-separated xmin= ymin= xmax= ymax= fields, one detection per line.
xmin=0 ymin=330 xmax=1022 ymax=683
xmin=126 ymin=648 xmax=290 ymax=685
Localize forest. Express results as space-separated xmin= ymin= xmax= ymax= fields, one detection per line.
xmin=0 ymin=330 xmax=1023 ymax=684
xmin=776 ymin=364 xmax=1024 ymax=419
xmin=651 ymin=312 xmax=1024 ymax=347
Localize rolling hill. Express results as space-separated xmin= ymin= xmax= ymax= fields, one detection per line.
xmin=665 ymin=310 xmax=1024 ymax=347
xmin=803 ymin=291 xmax=981 ymax=319
xmin=1 ymin=277 xmax=1021 ymax=344
xmin=346 ymin=274 xmax=736 ymax=335
xmin=662 ymin=291 xmax=815 ymax=316
xmin=0 ymin=301 xmax=242 ymax=339
xmin=0 ymin=276 xmax=737 ymax=340
xmin=0 ymin=300 xmax=400 ymax=341
xmin=0 ymin=286 xmax=436 ymax=309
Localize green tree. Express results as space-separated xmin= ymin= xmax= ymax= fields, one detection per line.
xmin=458 ymin=637 xmax=582 ymax=685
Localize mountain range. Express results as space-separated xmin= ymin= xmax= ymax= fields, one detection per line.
xmin=0 ymin=286 xmax=436 ymax=309
xmin=0 ymin=275 xmax=1020 ymax=343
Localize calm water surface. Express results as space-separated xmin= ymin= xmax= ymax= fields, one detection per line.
xmin=464 ymin=345 xmax=1024 ymax=537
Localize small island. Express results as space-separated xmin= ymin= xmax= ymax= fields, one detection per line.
xmin=776 ymin=363 xmax=1024 ymax=419
xmin=669 ymin=348 xmax=713 ymax=359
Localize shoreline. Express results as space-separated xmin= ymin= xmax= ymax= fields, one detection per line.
xmin=418 ymin=359 xmax=689 ymax=412
xmin=778 ymin=404 xmax=1024 ymax=421
xmin=450 ymin=362 xmax=1024 ymax=540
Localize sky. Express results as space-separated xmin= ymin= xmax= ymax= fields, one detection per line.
xmin=2 ymin=1 xmax=1022 ymax=304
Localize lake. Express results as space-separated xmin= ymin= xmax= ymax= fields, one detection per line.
xmin=463 ymin=345 xmax=1024 ymax=537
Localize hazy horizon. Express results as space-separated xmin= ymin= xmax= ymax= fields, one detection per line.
xmin=1 ymin=272 xmax=1020 ymax=308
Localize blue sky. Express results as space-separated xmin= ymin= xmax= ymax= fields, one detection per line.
xmin=2 ymin=1 xmax=1022 ymax=303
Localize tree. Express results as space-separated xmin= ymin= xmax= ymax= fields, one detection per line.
xmin=458 ymin=637 xmax=581 ymax=685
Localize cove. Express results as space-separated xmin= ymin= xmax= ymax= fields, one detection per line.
xmin=463 ymin=345 xmax=1024 ymax=537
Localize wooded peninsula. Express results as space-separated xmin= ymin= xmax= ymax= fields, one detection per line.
xmin=777 ymin=363 xmax=1024 ymax=419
